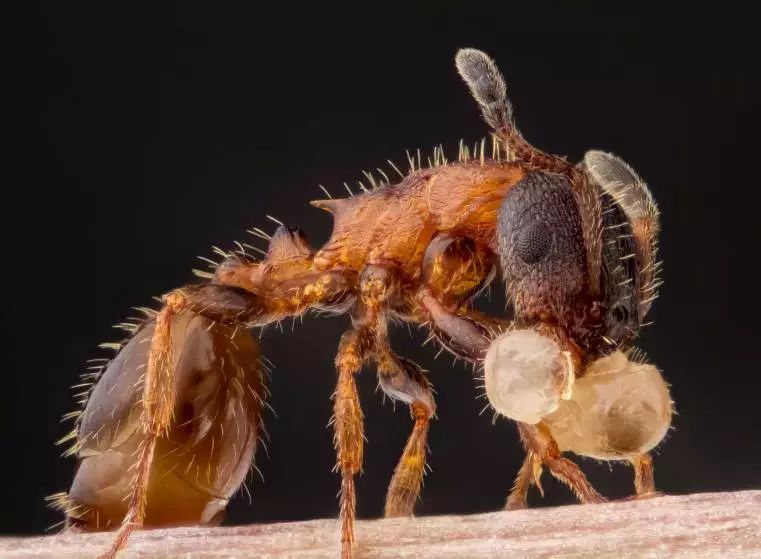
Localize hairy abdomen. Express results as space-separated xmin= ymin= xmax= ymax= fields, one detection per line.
xmin=59 ymin=313 xmax=265 ymax=530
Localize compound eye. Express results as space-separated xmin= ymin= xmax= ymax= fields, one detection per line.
xmin=516 ymin=221 xmax=552 ymax=264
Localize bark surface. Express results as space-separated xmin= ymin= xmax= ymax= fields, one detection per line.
xmin=3 ymin=491 xmax=759 ymax=558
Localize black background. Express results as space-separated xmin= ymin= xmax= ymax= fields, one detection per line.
xmin=4 ymin=1 xmax=759 ymax=534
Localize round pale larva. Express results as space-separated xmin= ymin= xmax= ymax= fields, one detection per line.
xmin=545 ymin=351 xmax=672 ymax=459
xmin=483 ymin=330 xmax=573 ymax=424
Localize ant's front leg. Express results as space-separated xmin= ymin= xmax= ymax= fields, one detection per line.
xmin=631 ymin=453 xmax=659 ymax=497
xmin=416 ymin=287 xmax=500 ymax=361
xmin=416 ymin=235 xmax=503 ymax=362
xmin=512 ymin=422 xmax=605 ymax=506
xmin=504 ymin=452 xmax=541 ymax=511
xmin=486 ymin=325 xmax=605 ymax=509
xmin=417 ymin=288 xmax=605 ymax=509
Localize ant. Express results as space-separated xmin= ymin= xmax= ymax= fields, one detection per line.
xmin=50 ymin=49 xmax=670 ymax=559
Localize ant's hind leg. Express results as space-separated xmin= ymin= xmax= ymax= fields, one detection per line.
xmin=97 ymin=302 xmax=178 ymax=559
xmin=377 ymin=352 xmax=436 ymax=517
xmin=62 ymin=311 xmax=264 ymax=533
xmin=98 ymin=272 xmax=353 ymax=558
xmin=99 ymin=288 xmax=253 ymax=559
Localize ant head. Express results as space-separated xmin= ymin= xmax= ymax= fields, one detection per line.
xmin=457 ymin=49 xmax=661 ymax=356
xmin=497 ymin=171 xmax=588 ymax=327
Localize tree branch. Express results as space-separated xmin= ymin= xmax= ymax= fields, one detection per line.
xmin=5 ymin=491 xmax=760 ymax=558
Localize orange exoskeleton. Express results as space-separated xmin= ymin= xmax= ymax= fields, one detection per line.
xmin=51 ymin=48 xmax=671 ymax=558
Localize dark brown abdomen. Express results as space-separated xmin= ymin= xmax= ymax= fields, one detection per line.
xmin=64 ymin=312 xmax=265 ymax=530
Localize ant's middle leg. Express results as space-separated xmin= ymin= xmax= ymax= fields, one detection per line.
xmin=333 ymin=325 xmax=371 ymax=559
xmin=376 ymin=348 xmax=436 ymax=517
xmin=343 ymin=263 xmax=438 ymax=519
xmin=332 ymin=263 xmax=403 ymax=558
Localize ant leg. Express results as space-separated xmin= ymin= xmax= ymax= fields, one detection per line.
xmin=333 ymin=325 xmax=372 ymax=559
xmin=98 ymin=299 xmax=180 ymax=559
xmin=631 ymin=453 xmax=657 ymax=496
xmin=332 ymin=264 xmax=404 ymax=556
xmin=376 ymin=351 xmax=435 ymax=517
xmin=98 ymin=272 xmax=353 ymax=558
xmin=329 ymin=262 xmax=412 ymax=555
xmin=60 ymin=311 xmax=263 ymax=532
xmin=505 ymin=451 xmax=542 ymax=510
xmin=416 ymin=287 xmax=502 ymax=361
xmin=417 ymin=289 xmax=602 ymax=507
xmin=515 ymin=422 xmax=605 ymax=505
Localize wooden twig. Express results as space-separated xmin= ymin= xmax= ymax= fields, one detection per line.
xmin=4 ymin=491 xmax=760 ymax=558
